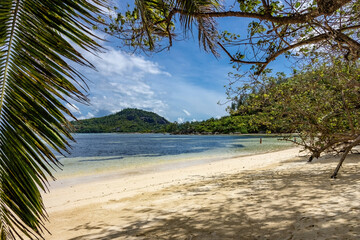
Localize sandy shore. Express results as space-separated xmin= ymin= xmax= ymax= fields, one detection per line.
xmin=42 ymin=148 xmax=360 ymax=239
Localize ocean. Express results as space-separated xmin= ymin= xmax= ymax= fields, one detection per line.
xmin=54 ymin=133 xmax=292 ymax=179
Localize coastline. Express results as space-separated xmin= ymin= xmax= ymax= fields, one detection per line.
xmin=43 ymin=147 xmax=360 ymax=239
xmin=54 ymin=133 xmax=293 ymax=182
xmin=50 ymin=143 xmax=293 ymax=189
xmin=44 ymin=147 xmax=301 ymax=211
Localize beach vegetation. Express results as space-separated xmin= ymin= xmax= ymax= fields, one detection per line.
xmin=0 ymin=0 xmax=104 ymax=238
xmin=105 ymin=0 xmax=359 ymax=74
xmin=71 ymin=108 xmax=261 ymax=134
xmin=231 ymin=58 xmax=360 ymax=178
xmin=161 ymin=115 xmax=262 ymax=134
xmin=104 ymin=0 xmax=360 ymax=177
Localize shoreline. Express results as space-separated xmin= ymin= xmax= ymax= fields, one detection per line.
xmin=43 ymin=147 xmax=360 ymax=239
xmin=50 ymin=145 xmax=294 ymax=189
xmin=44 ymin=147 xmax=301 ymax=212
xmin=72 ymin=132 xmax=296 ymax=136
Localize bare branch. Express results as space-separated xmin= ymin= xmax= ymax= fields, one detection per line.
xmin=219 ymin=33 xmax=331 ymax=74
xmin=218 ymin=42 xmax=266 ymax=65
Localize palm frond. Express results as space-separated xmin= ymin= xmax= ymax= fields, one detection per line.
xmin=197 ymin=16 xmax=219 ymax=56
xmin=172 ymin=0 xmax=221 ymax=39
xmin=135 ymin=0 xmax=156 ymax=50
xmin=196 ymin=4 xmax=219 ymax=56
xmin=133 ymin=0 xmax=221 ymax=52
xmin=0 ymin=0 xmax=105 ymax=239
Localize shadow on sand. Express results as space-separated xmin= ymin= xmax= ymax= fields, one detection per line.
xmin=66 ymin=155 xmax=360 ymax=240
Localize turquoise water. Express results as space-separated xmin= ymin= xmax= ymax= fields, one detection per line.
xmin=55 ymin=133 xmax=292 ymax=178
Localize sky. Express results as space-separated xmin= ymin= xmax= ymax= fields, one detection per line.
xmin=70 ymin=39 xmax=234 ymax=123
xmin=68 ymin=2 xmax=289 ymax=123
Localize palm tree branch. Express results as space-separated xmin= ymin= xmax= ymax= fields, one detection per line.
xmin=0 ymin=0 xmax=106 ymax=238
xmin=0 ymin=0 xmax=21 ymax=118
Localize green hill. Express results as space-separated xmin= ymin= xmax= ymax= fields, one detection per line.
xmin=71 ymin=108 xmax=170 ymax=133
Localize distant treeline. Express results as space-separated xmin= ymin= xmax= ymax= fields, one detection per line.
xmin=72 ymin=108 xmax=169 ymax=133
xmin=163 ymin=115 xmax=272 ymax=134
xmin=71 ymin=108 xmax=279 ymax=134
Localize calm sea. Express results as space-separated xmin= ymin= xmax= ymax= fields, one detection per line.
xmin=54 ymin=133 xmax=292 ymax=179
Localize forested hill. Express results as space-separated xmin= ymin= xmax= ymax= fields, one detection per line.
xmin=71 ymin=108 xmax=170 ymax=133
xmin=71 ymin=109 xmax=272 ymax=134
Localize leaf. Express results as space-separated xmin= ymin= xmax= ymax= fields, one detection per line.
xmin=0 ymin=0 xmax=104 ymax=238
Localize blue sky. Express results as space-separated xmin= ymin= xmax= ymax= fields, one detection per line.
xmin=70 ymin=38 xmax=234 ymax=123
xmin=68 ymin=2 xmax=290 ymax=123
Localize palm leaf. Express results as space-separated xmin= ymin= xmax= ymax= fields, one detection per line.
xmin=172 ymin=0 xmax=220 ymax=31
xmin=197 ymin=15 xmax=219 ymax=57
xmin=134 ymin=0 xmax=221 ymax=52
xmin=0 ymin=0 xmax=104 ymax=239
xmin=134 ymin=0 xmax=157 ymax=50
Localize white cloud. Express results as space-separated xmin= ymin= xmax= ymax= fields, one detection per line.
xmin=78 ymin=112 xmax=95 ymax=120
xmin=183 ymin=109 xmax=191 ymax=116
xmin=295 ymin=1 xmax=312 ymax=12
xmin=71 ymin=45 xmax=228 ymax=122
xmin=97 ymin=1 xmax=117 ymax=18
xmin=177 ymin=117 xmax=185 ymax=123
xmin=66 ymin=103 xmax=81 ymax=114
xmin=73 ymin=47 xmax=170 ymax=119
xmin=82 ymin=47 xmax=170 ymax=78
xmin=153 ymin=78 xmax=228 ymax=121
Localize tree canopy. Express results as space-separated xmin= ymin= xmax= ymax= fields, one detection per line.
xmin=231 ymin=58 xmax=360 ymax=178
xmin=103 ymin=0 xmax=360 ymax=177
xmin=107 ymin=0 xmax=360 ymax=73
xmin=72 ymin=108 xmax=169 ymax=133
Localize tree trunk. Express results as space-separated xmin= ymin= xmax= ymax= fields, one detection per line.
xmin=331 ymin=135 xmax=360 ymax=178
xmin=331 ymin=146 xmax=351 ymax=178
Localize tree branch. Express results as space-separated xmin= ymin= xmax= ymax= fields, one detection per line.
xmin=217 ymin=42 xmax=266 ymax=65
xmin=219 ymin=32 xmax=331 ymax=74
xmin=331 ymin=134 xmax=360 ymax=178
xmin=171 ymin=8 xmax=322 ymax=25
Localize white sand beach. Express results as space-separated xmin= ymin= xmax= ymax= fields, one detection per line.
xmin=42 ymin=148 xmax=360 ymax=239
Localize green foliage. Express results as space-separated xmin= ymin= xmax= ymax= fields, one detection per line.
xmin=102 ymin=0 xmax=220 ymax=54
xmin=0 ymin=0 xmax=104 ymax=238
xmin=106 ymin=0 xmax=360 ymax=74
xmin=72 ymin=109 xmax=269 ymax=135
xmin=231 ymin=59 xmax=360 ymax=176
xmin=72 ymin=109 xmax=170 ymax=133
xmin=240 ymin=60 xmax=360 ymax=139
xmin=162 ymin=115 xmax=262 ymax=135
